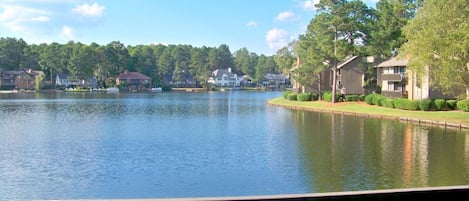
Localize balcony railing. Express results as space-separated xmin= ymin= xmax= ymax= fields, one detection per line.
xmin=382 ymin=90 xmax=407 ymax=98
xmin=382 ymin=73 xmax=405 ymax=82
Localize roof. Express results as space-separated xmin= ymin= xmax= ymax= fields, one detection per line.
xmin=264 ymin=73 xmax=286 ymax=80
xmin=212 ymin=68 xmax=236 ymax=78
xmin=377 ymin=56 xmax=409 ymax=68
xmin=117 ymin=71 xmax=151 ymax=80
xmin=57 ymin=73 xmax=68 ymax=79
xmin=337 ymin=55 xmax=359 ymax=69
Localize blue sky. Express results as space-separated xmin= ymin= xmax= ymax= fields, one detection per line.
xmin=0 ymin=0 xmax=378 ymax=55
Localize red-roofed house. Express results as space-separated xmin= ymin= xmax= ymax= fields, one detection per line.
xmin=116 ymin=70 xmax=152 ymax=91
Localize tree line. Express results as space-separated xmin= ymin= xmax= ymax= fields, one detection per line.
xmin=0 ymin=39 xmax=293 ymax=88
xmin=2 ymin=0 xmax=467 ymax=97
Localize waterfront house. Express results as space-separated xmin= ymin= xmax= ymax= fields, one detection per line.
xmin=208 ymin=68 xmax=240 ymax=87
xmin=263 ymin=73 xmax=288 ymax=89
xmin=0 ymin=68 xmax=44 ymax=90
xmin=291 ymin=56 xmax=369 ymax=95
xmin=336 ymin=55 xmax=368 ymax=95
xmin=376 ymin=56 xmax=454 ymax=100
xmin=56 ymin=73 xmax=70 ymax=87
xmin=56 ymin=73 xmax=97 ymax=89
xmin=116 ymin=70 xmax=152 ymax=91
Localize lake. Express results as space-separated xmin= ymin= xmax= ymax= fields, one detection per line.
xmin=0 ymin=91 xmax=468 ymax=200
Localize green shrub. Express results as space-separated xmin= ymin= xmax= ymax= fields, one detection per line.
xmin=372 ymin=94 xmax=385 ymax=106
xmin=311 ymin=93 xmax=319 ymax=101
xmin=419 ymin=99 xmax=433 ymax=111
xmin=457 ymin=100 xmax=469 ymax=112
xmin=358 ymin=95 xmax=366 ymax=101
xmin=447 ymin=100 xmax=457 ymax=110
xmin=287 ymin=93 xmax=297 ymax=101
xmin=434 ymin=99 xmax=446 ymax=111
xmin=297 ymin=93 xmax=312 ymax=101
xmin=322 ymin=91 xmax=333 ymax=102
xmin=393 ymin=98 xmax=408 ymax=110
xmin=282 ymin=91 xmax=292 ymax=99
xmin=382 ymin=98 xmax=394 ymax=108
xmin=406 ymin=100 xmax=420 ymax=110
xmin=345 ymin=95 xmax=359 ymax=102
xmin=365 ymin=94 xmax=377 ymax=105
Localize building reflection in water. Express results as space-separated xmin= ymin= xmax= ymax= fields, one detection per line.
xmin=290 ymin=110 xmax=469 ymax=193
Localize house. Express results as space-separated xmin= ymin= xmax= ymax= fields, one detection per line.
xmin=263 ymin=73 xmax=288 ymax=89
xmin=116 ymin=70 xmax=152 ymax=91
xmin=208 ymin=68 xmax=240 ymax=87
xmin=376 ymin=56 xmax=453 ymax=100
xmin=56 ymin=73 xmax=98 ymax=89
xmin=291 ymin=56 xmax=369 ymax=95
xmin=56 ymin=73 xmax=70 ymax=87
xmin=336 ymin=55 xmax=368 ymax=95
xmin=0 ymin=69 xmax=44 ymax=90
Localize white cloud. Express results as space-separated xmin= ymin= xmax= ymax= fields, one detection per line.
xmin=72 ymin=2 xmax=105 ymax=17
xmin=32 ymin=16 xmax=50 ymax=22
xmin=0 ymin=4 xmax=51 ymax=32
xmin=303 ymin=0 xmax=320 ymax=10
xmin=246 ymin=21 xmax=258 ymax=27
xmin=275 ymin=11 xmax=296 ymax=22
xmin=266 ymin=28 xmax=289 ymax=50
xmin=61 ymin=25 xmax=74 ymax=39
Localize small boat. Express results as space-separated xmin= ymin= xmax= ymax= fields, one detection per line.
xmin=151 ymin=87 xmax=163 ymax=92
xmin=107 ymin=87 xmax=119 ymax=93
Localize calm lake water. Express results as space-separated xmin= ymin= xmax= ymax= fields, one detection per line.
xmin=0 ymin=91 xmax=468 ymax=200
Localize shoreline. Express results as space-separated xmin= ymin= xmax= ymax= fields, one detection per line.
xmin=267 ymin=98 xmax=469 ymax=131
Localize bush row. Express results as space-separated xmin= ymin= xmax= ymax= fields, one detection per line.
xmin=282 ymin=91 xmax=362 ymax=102
xmin=364 ymin=93 xmax=466 ymax=111
xmin=283 ymin=92 xmax=320 ymax=101
xmin=283 ymin=90 xmax=469 ymax=112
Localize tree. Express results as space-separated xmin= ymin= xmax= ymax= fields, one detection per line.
xmin=367 ymin=0 xmax=420 ymax=58
xmin=255 ymin=55 xmax=277 ymax=84
xmin=39 ymin=42 xmax=63 ymax=83
xmin=157 ymin=46 xmax=175 ymax=85
xmin=274 ymin=42 xmax=296 ymax=76
xmin=400 ymin=0 xmax=469 ymax=99
xmin=308 ymin=0 xmax=373 ymax=103
xmin=0 ymin=37 xmax=27 ymax=70
xmin=208 ymin=44 xmax=234 ymax=71
xmin=171 ymin=46 xmax=190 ymax=88
xmin=190 ymin=46 xmax=210 ymax=88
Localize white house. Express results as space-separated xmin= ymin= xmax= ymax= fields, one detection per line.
xmin=208 ymin=68 xmax=240 ymax=87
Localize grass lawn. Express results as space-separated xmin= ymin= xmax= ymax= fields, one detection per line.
xmin=268 ymin=97 xmax=469 ymax=127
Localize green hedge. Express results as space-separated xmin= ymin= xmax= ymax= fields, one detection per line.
xmin=406 ymin=100 xmax=420 ymax=110
xmin=345 ymin=95 xmax=359 ymax=102
xmin=447 ymin=100 xmax=457 ymax=110
xmin=297 ymin=93 xmax=312 ymax=101
xmin=283 ymin=91 xmax=292 ymax=99
xmin=393 ymin=98 xmax=408 ymax=110
xmin=382 ymin=98 xmax=394 ymax=108
xmin=287 ymin=93 xmax=297 ymax=101
xmin=419 ymin=99 xmax=433 ymax=111
xmin=372 ymin=94 xmax=385 ymax=106
xmin=365 ymin=94 xmax=378 ymax=105
xmin=433 ymin=99 xmax=446 ymax=111
xmin=457 ymin=100 xmax=469 ymax=112
xmin=358 ymin=95 xmax=366 ymax=101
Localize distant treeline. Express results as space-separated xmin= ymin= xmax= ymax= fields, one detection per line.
xmin=0 ymin=38 xmax=296 ymax=87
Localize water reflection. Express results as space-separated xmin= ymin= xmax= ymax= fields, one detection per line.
xmin=291 ymin=110 xmax=469 ymax=192
xmin=0 ymin=91 xmax=468 ymax=200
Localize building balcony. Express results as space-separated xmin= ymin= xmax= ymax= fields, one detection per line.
xmin=382 ymin=73 xmax=405 ymax=82
xmin=382 ymin=90 xmax=408 ymax=98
